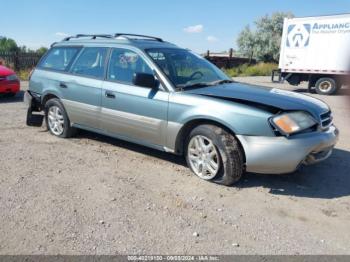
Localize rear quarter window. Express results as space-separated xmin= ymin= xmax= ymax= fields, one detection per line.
xmin=38 ymin=47 xmax=80 ymax=71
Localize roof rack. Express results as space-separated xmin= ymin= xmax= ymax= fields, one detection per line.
xmin=63 ymin=34 xmax=113 ymax=41
xmin=60 ymin=33 xmax=164 ymax=43
xmin=114 ymin=33 xmax=163 ymax=42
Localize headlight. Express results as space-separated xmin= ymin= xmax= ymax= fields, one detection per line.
xmin=271 ymin=111 xmax=317 ymax=135
xmin=6 ymin=74 xmax=18 ymax=81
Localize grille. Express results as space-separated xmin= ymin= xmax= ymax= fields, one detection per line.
xmin=320 ymin=111 xmax=333 ymax=129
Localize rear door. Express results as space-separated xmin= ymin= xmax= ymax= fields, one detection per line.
xmin=101 ymin=47 xmax=169 ymax=146
xmin=61 ymin=47 xmax=108 ymax=128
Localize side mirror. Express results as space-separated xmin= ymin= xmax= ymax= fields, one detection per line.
xmin=133 ymin=73 xmax=158 ymax=89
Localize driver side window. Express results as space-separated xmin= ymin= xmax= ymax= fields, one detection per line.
xmin=107 ymin=48 xmax=153 ymax=85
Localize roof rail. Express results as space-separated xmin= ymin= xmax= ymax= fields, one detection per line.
xmin=63 ymin=34 xmax=113 ymax=41
xmin=114 ymin=33 xmax=163 ymax=42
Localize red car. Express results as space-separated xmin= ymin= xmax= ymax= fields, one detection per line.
xmin=0 ymin=65 xmax=20 ymax=96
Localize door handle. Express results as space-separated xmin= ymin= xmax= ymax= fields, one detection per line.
xmin=105 ymin=91 xmax=116 ymax=99
xmin=59 ymin=82 xmax=68 ymax=88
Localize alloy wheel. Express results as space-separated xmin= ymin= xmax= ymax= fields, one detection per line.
xmin=187 ymin=135 xmax=220 ymax=180
xmin=48 ymin=106 xmax=65 ymax=136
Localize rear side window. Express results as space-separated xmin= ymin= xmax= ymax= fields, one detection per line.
xmin=70 ymin=47 xmax=108 ymax=78
xmin=39 ymin=47 xmax=80 ymax=71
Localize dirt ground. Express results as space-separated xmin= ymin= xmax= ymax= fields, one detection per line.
xmin=0 ymin=78 xmax=349 ymax=255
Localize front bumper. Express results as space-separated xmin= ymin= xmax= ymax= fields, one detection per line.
xmin=237 ymin=125 xmax=339 ymax=174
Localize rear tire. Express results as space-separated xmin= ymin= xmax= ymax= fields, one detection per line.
xmin=185 ymin=124 xmax=244 ymax=186
xmin=315 ymin=77 xmax=339 ymax=95
xmin=45 ymin=98 xmax=76 ymax=138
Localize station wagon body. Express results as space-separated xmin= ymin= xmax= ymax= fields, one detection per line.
xmin=25 ymin=34 xmax=339 ymax=185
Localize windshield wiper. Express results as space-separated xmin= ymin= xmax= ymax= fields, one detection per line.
xmin=176 ymin=82 xmax=211 ymax=91
xmin=176 ymin=79 xmax=234 ymax=91
xmin=209 ymin=79 xmax=234 ymax=85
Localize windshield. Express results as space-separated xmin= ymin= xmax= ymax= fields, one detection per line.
xmin=146 ymin=48 xmax=231 ymax=89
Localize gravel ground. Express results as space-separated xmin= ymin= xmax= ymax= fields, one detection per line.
xmin=0 ymin=78 xmax=349 ymax=255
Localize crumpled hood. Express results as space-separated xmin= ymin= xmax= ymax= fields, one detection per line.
xmin=184 ymin=82 xmax=330 ymax=118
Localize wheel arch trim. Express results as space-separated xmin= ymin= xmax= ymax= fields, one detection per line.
xmin=41 ymin=90 xmax=62 ymax=106
xmin=171 ymin=117 xmax=246 ymax=163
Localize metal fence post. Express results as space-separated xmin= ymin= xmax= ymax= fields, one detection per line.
xmin=14 ymin=51 xmax=19 ymax=71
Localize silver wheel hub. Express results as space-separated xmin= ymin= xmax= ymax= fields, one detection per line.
xmin=187 ymin=135 xmax=220 ymax=180
xmin=319 ymin=80 xmax=332 ymax=92
xmin=48 ymin=106 xmax=64 ymax=136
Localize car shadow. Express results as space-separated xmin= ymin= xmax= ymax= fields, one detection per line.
xmin=238 ymin=148 xmax=350 ymax=199
xmin=0 ymin=90 xmax=24 ymax=103
xmin=76 ymin=130 xmax=187 ymax=167
xmin=76 ymin=130 xmax=350 ymax=199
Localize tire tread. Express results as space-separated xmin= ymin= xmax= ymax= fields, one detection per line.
xmin=186 ymin=124 xmax=244 ymax=186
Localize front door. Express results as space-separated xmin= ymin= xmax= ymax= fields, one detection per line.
xmin=101 ymin=48 xmax=169 ymax=147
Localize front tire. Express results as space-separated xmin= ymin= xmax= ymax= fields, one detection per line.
xmin=45 ymin=98 xmax=76 ymax=138
xmin=185 ymin=124 xmax=244 ymax=186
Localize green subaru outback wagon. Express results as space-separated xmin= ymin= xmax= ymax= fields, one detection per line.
xmin=25 ymin=34 xmax=339 ymax=185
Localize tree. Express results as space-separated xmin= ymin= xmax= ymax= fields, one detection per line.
xmin=19 ymin=45 xmax=29 ymax=53
xmin=0 ymin=37 xmax=19 ymax=52
xmin=237 ymin=25 xmax=256 ymax=63
xmin=237 ymin=12 xmax=294 ymax=63
xmin=36 ymin=47 xmax=48 ymax=56
xmin=0 ymin=37 xmax=48 ymax=55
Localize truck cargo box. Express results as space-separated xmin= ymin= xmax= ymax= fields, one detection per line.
xmin=279 ymin=14 xmax=350 ymax=74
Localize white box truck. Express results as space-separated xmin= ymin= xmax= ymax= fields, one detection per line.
xmin=272 ymin=14 xmax=350 ymax=95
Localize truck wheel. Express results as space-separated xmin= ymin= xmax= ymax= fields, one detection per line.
xmin=315 ymin=77 xmax=338 ymax=95
xmin=45 ymin=98 xmax=76 ymax=138
xmin=185 ymin=124 xmax=244 ymax=186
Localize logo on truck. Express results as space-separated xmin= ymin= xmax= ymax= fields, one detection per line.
xmin=287 ymin=24 xmax=311 ymax=48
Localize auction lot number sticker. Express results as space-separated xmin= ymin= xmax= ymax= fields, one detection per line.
xmin=128 ymin=255 xmax=219 ymax=261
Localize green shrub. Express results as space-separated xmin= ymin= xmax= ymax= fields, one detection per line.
xmin=224 ymin=63 xmax=277 ymax=77
xmin=16 ymin=69 xmax=32 ymax=81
